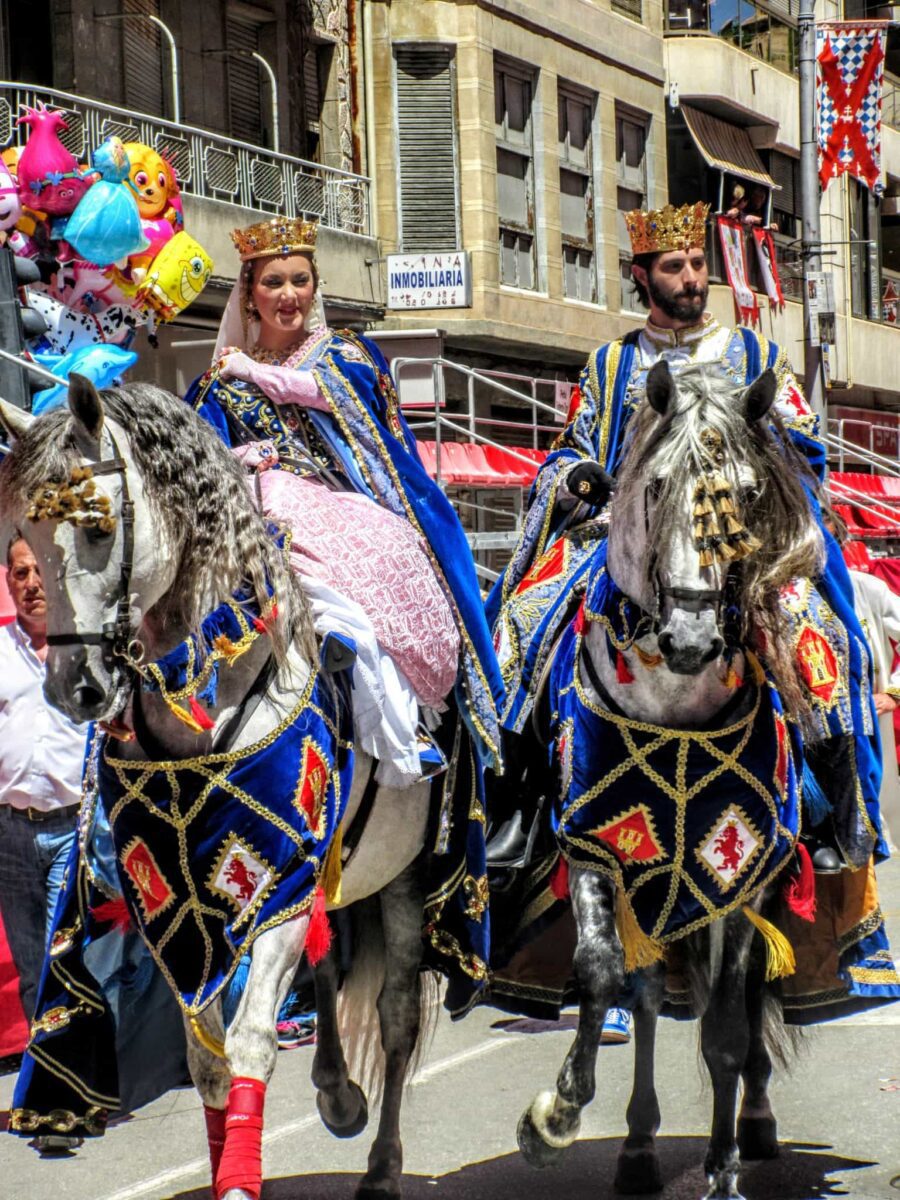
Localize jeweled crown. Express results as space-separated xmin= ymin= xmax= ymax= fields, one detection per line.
xmin=624 ymin=201 xmax=710 ymax=255
xmin=231 ymin=216 xmax=318 ymax=262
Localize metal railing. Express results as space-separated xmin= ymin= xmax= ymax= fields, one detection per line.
xmin=826 ymin=417 xmax=900 ymax=472
xmin=665 ymin=0 xmax=799 ymax=76
xmin=0 ymin=82 xmax=370 ymax=237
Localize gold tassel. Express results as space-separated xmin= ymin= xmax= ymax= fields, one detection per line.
xmin=616 ymin=891 xmax=664 ymax=972
xmin=212 ymin=633 xmax=255 ymax=665
xmin=699 ymin=548 xmax=714 ymax=569
xmin=716 ymin=540 xmax=737 ymax=561
xmin=163 ymin=695 xmax=206 ymax=735
xmin=321 ymin=822 xmax=343 ymax=905
xmin=742 ymin=906 xmax=796 ymax=980
xmin=723 ymin=514 xmax=744 ymax=535
xmin=189 ymin=1016 xmax=226 ymax=1059
xmin=724 ymin=663 xmax=742 ymax=689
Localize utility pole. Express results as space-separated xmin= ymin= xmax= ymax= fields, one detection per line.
xmin=798 ymin=0 xmax=826 ymax=420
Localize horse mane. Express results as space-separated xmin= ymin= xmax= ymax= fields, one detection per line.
xmin=615 ymin=364 xmax=825 ymax=720
xmin=0 ymin=382 xmax=317 ymax=668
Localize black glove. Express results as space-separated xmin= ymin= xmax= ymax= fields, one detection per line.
xmin=565 ymin=461 xmax=615 ymax=507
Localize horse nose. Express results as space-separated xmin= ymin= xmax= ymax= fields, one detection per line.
xmin=702 ymin=637 xmax=725 ymax=664
xmin=73 ymin=683 xmax=106 ymax=713
xmin=658 ymin=630 xmax=675 ymax=657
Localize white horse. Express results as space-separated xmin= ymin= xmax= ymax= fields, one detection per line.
xmin=0 ymin=376 xmax=445 ymax=1200
xmin=517 ymin=362 xmax=823 ymax=1200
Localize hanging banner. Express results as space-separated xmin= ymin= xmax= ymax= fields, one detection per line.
xmin=751 ymin=227 xmax=785 ymax=309
xmin=817 ymin=23 xmax=886 ymax=196
xmin=717 ymin=216 xmax=758 ymax=326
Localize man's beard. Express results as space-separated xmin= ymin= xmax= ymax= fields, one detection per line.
xmin=647 ymin=273 xmax=708 ymax=322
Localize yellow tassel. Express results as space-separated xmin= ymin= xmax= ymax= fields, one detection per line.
xmin=321 ymin=822 xmax=343 ymax=905
xmin=723 ymin=515 xmax=744 ymax=535
xmin=699 ymin=548 xmax=715 ymax=569
xmin=189 ymin=1016 xmax=226 ymax=1059
xmin=212 ymin=633 xmax=254 ymax=664
xmin=742 ymin=905 xmax=795 ymax=980
xmin=164 ymin=696 xmax=206 ymax=734
xmin=616 ymin=890 xmax=664 ymax=972
xmin=724 ymin=663 xmax=742 ymax=689
xmin=716 ymin=540 xmax=737 ymax=561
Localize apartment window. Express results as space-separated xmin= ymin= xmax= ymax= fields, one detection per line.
xmin=559 ymin=85 xmax=597 ymax=303
xmin=495 ymin=60 xmax=537 ymax=290
xmin=612 ymin=0 xmax=643 ymax=21
xmin=395 ymin=44 xmax=460 ymax=252
xmin=226 ymin=13 xmax=266 ymax=146
xmin=850 ymin=179 xmax=882 ymax=321
xmin=123 ymin=0 xmax=165 ymax=117
xmin=616 ymin=108 xmax=649 ymax=309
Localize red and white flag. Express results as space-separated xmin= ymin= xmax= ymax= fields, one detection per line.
xmin=817 ymin=23 xmax=886 ymax=196
xmin=717 ymin=217 xmax=758 ymax=327
xmin=751 ymin=228 xmax=785 ymax=309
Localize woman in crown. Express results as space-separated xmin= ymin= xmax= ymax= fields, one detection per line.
xmin=186 ymin=217 xmax=503 ymax=789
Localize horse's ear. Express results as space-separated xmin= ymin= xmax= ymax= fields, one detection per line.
xmin=743 ymin=369 xmax=777 ymax=424
xmin=646 ymin=360 xmax=674 ymax=416
xmin=68 ymin=372 xmax=104 ymax=441
xmin=0 ymin=398 xmax=33 ymax=441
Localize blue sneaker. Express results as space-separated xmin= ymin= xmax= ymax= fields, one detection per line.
xmin=600 ymin=1007 xmax=632 ymax=1045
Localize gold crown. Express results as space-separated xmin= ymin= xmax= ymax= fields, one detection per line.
xmin=624 ymin=201 xmax=710 ymax=255
xmin=231 ymin=216 xmax=318 ymax=262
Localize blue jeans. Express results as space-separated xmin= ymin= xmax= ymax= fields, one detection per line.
xmin=0 ymin=804 xmax=78 ymax=1021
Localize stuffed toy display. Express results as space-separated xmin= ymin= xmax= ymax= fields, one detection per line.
xmin=2 ymin=105 xmax=214 ymax=404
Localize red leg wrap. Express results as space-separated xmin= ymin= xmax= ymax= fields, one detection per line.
xmin=204 ymin=1105 xmax=226 ymax=1196
xmin=216 ymin=1077 xmax=266 ymax=1200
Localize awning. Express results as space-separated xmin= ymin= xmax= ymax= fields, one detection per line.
xmin=681 ymin=104 xmax=779 ymax=190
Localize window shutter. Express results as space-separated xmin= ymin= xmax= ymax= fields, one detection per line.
xmin=226 ymin=16 xmax=263 ymax=146
xmin=395 ymin=45 xmax=459 ymax=252
xmin=771 ymin=151 xmax=797 ymax=214
xmin=123 ymin=0 xmax=165 ymax=116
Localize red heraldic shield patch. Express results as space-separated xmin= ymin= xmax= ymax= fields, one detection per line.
xmin=120 ymin=837 xmax=176 ymax=922
xmin=796 ymin=625 xmax=839 ymax=702
xmin=590 ymin=804 xmax=666 ymax=865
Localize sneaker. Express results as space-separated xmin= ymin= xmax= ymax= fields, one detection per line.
xmin=600 ymin=1007 xmax=632 ymax=1045
xmin=276 ymin=1016 xmax=316 ymax=1049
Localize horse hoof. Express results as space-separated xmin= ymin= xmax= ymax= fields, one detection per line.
xmin=317 ymin=1080 xmax=369 ymax=1139
xmin=702 ymin=1176 xmax=745 ymax=1200
xmin=615 ymin=1148 xmax=663 ymax=1193
xmin=737 ymin=1115 xmax=779 ymax=1160
xmin=356 ymin=1181 xmax=401 ymax=1200
xmin=517 ymin=1109 xmax=565 ymax=1169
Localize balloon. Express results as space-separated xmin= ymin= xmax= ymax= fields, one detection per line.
xmin=122 ymin=143 xmax=181 ymax=274
xmin=24 ymin=288 xmax=140 ymax=354
xmin=16 ymin=103 xmax=93 ymax=217
xmin=0 ymin=158 xmax=22 ymax=231
xmin=64 ymin=138 xmax=149 ymax=267
xmin=135 ymin=231 xmax=213 ymax=320
xmin=31 ymin=344 xmax=139 ymax=414
xmin=122 ymin=142 xmax=179 ymax=219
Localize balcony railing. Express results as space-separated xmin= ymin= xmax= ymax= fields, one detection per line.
xmin=666 ymin=0 xmax=799 ymax=76
xmin=0 ymin=82 xmax=371 ymax=237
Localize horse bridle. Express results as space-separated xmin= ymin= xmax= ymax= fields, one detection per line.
xmin=641 ymin=482 xmax=728 ymax=633
xmin=44 ymin=426 xmax=141 ymax=670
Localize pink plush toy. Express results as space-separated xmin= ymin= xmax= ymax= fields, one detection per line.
xmin=16 ymin=103 xmax=92 ymax=218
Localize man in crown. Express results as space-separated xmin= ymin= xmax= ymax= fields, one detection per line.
xmin=485 ymin=200 xmax=899 ymax=1029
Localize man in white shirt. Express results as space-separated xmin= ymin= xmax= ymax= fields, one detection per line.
xmin=0 ymin=535 xmax=87 ymax=1022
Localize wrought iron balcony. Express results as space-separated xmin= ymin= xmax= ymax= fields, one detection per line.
xmin=0 ymin=82 xmax=370 ymax=238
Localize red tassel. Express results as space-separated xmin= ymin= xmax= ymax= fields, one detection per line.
xmin=549 ymin=856 xmax=570 ymax=900
xmin=189 ymin=695 xmax=216 ymax=731
xmin=91 ymin=897 xmax=132 ymax=933
xmin=573 ymin=600 xmax=586 ymax=635
xmin=783 ymin=842 xmax=817 ymax=922
xmin=305 ymin=886 xmax=332 ymax=967
xmin=252 ymin=601 xmax=278 ymax=634
xmin=215 ymin=1077 xmax=265 ymax=1200
xmin=616 ymin=650 xmax=634 ymax=684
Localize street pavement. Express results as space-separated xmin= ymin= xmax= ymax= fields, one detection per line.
xmin=2 ymin=858 xmax=898 ymax=1200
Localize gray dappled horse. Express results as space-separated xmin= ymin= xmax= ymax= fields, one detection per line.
xmin=0 ymin=378 xmax=439 ymax=1200
xmin=517 ymin=362 xmax=822 ymax=1200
